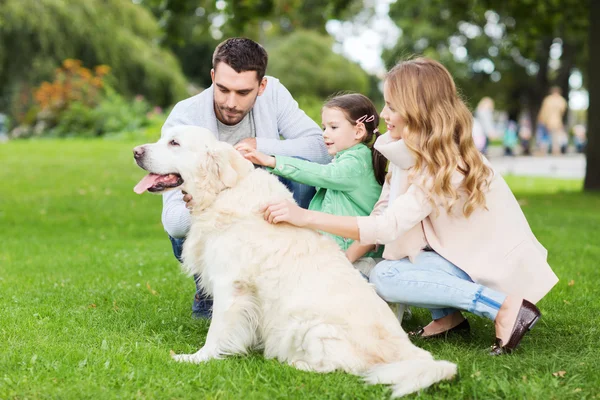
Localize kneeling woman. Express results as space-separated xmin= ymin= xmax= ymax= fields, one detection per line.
xmin=261 ymin=58 xmax=558 ymax=355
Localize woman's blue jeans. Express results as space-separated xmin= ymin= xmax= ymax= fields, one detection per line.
xmin=169 ymin=177 xmax=315 ymax=318
xmin=369 ymin=251 xmax=507 ymax=321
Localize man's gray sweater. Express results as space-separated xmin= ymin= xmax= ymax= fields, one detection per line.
xmin=161 ymin=76 xmax=330 ymax=238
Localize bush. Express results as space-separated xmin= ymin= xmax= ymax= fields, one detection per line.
xmin=50 ymin=92 xmax=159 ymax=138
xmin=0 ymin=0 xmax=188 ymax=111
xmin=14 ymin=59 xmax=166 ymax=138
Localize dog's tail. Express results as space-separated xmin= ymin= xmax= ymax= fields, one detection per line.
xmin=363 ymin=359 xmax=457 ymax=398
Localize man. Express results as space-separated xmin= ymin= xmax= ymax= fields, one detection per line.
xmin=161 ymin=37 xmax=330 ymax=318
xmin=537 ymin=86 xmax=568 ymax=155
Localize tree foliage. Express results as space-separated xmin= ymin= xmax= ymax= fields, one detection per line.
xmin=0 ymin=0 xmax=188 ymax=115
xmin=137 ymin=0 xmax=366 ymax=89
xmin=384 ymin=0 xmax=588 ymax=117
xmin=137 ymin=0 xmax=219 ymax=88
xmin=385 ymin=0 xmax=597 ymax=189
xmin=267 ymin=31 xmax=369 ymax=99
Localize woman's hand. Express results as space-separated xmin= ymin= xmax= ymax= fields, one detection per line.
xmin=261 ymin=200 xmax=309 ymax=226
xmin=262 ymin=201 xmax=360 ymax=240
xmin=242 ymin=149 xmax=276 ymax=168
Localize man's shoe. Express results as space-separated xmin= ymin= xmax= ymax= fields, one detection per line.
xmin=409 ymin=318 xmax=470 ymax=339
xmin=192 ymin=293 xmax=213 ymax=320
xmin=489 ymin=299 xmax=541 ymax=355
xmin=191 ymin=309 xmax=212 ymax=320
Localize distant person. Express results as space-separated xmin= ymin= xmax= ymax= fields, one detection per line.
xmin=572 ymin=124 xmax=587 ymax=153
xmin=472 ymin=117 xmax=487 ymax=153
xmin=160 ymin=37 xmax=330 ymax=319
xmin=0 ymin=113 xmax=8 ymax=143
xmin=537 ymin=86 xmax=568 ymax=155
xmin=261 ymin=58 xmax=558 ymax=355
xmin=503 ymin=111 xmax=519 ymax=156
xmin=518 ymin=112 xmax=533 ymax=156
xmin=474 ymin=97 xmax=496 ymax=154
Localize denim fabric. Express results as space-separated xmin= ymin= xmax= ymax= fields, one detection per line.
xmin=277 ymin=176 xmax=316 ymax=209
xmin=168 ymin=235 xmax=213 ymax=318
xmin=369 ymin=251 xmax=507 ymax=321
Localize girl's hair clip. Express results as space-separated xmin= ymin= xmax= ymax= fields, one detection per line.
xmin=356 ymin=114 xmax=375 ymax=124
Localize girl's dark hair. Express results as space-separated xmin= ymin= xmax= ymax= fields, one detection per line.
xmin=323 ymin=93 xmax=387 ymax=185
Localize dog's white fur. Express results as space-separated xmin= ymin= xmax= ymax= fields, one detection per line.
xmin=135 ymin=126 xmax=456 ymax=398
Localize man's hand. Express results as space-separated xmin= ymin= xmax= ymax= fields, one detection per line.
xmin=182 ymin=190 xmax=194 ymax=210
xmin=243 ymin=149 xmax=276 ymax=168
xmin=261 ymin=200 xmax=309 ymax=226
xmin=234 ymin=138 xmax=257 ymax=155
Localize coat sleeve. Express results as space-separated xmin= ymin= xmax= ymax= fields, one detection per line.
xmin=357 ymin=183 xmax=432 ymax=245
xmin=255 ymin=82 xmax=330 ymax=164
xmin=160 ymin=101 xmax=194 ymax=238
xmin=161 ymin=101 xmax=195 ymax=136
xmin=268 ymin=154 xmax=365 ymax=191
xmin=161 ymin=189 xmax=191 ymax=239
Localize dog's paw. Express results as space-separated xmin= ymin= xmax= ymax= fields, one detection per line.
xmin=171 ymin=352 xmax=204 ymax=364
xmin=170 ymin=348 xmax=219 ymax=364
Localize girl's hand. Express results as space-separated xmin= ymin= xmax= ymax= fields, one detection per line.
xmin=261 ymin=200 xmax=308 ymax=226
xmin=182 ymin=190 xmax=194 ymax=210
xmin=242 ymin=148 xmax=276 ymax=168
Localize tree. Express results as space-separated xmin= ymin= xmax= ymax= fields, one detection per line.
xmin=267 ymin=31 xmax=370 ymax=99
xmin=383 ymin=0 xmax=588 ymax=123
xmin=199 ymin=0 xmax=362 ymax=38
xmin=137 ymin=0 xmax=366 ymax=88
xmin=0 ymin=0 xmax=188 ymax=116
xmin=138 ymin=0 xmax=219 ymax=88
xmin=584 ymin=0 xmax=599 ymax=191
xmin=384 ymin=0 xmax=600 ymax=188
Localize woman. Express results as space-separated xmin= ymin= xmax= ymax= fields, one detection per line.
xmin=261 ymin=58 xmax=558 ymax=355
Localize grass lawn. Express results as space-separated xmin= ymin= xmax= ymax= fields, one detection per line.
xmin=1 ymin=139 xmax=599 ymax=399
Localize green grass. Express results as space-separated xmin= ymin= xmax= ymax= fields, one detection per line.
xmin=1 ymin=139 xmax=599 ymax=399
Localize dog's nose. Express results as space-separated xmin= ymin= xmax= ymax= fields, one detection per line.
xmin=133 ymin=146 xmax=145 ymax=160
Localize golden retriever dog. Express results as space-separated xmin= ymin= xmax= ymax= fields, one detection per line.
xmin=133 ymin=125 xmax=456 ymax=398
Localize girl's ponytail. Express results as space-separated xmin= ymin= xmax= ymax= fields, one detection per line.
xmin=371 ymin=130 xmax=387 ymax=186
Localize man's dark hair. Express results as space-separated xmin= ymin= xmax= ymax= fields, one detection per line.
xmin=212 ymin=38 xmax=268 ymax=81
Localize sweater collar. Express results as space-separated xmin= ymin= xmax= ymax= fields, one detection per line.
xmin=373 ymin=133 xmax=416 ymax=170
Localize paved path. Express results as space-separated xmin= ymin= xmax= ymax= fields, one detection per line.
xmin=487 ymin=152 xmax=586 ymax=179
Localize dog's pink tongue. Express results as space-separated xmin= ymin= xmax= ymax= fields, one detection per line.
xmin=134 ymin=174 xmax=160 ymax=194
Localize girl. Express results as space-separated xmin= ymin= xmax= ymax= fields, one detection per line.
xmin=241 ymin=93 xmax=386 ymax=260
xmin=260 ymin=58 xmax=558 ymax=355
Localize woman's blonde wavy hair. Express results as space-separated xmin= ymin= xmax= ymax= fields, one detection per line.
xmin=385 ymin=57 xmax=491 ymax=217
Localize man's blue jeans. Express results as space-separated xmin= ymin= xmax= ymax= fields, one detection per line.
xmin=169 ymin=177 xmax=316 ymax=318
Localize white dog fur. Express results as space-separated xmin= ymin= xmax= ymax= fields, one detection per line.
xmin=133 ymin=126 xmax=456 ymax=398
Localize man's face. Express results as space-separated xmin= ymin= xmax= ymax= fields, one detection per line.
xmin=211 ymin=63 xmax=267 ymax=126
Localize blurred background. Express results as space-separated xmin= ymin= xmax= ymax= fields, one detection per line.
xmin=0 ymin=0 xmax=597 ymax=188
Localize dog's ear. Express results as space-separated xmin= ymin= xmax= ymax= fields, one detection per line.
xmin=214 ymin=143 xmax=254 ymax=188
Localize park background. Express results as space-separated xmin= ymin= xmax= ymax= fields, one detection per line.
xmin=1 ymin=0 xmax=599 ymax=399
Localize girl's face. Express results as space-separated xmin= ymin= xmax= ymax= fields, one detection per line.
xmin=321 ymin=107 xmax=364 ymax=155
xmin=381 ymin=81 xmax=407 ymax=140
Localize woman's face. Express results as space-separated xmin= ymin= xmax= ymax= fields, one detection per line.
xmin=381 ymin=81 xmax=407 ymax=140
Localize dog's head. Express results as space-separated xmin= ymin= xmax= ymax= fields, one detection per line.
xmin=133 ymin=125 xmax=254 ymax=209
